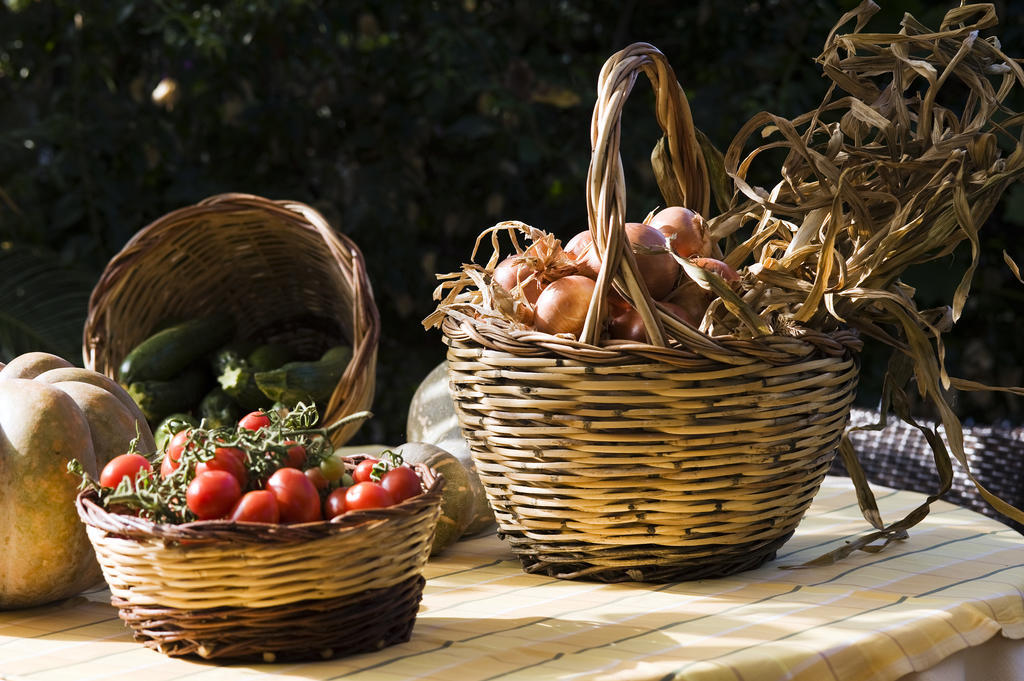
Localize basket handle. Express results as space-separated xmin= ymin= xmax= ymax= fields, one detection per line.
xmin=580 ymin=43 xmax=710 ymax=347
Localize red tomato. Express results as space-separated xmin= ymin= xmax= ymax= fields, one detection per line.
xmin=305 ymin=466 xmax=329 ymax=491
xmin=229 ymin=490 xmax=280 ymax=524
xmin=239 ymin=411 xmax=272 ymax=431
xmin=195 ymin=446 xmax=248 ymax=487
xmin=381 ymin=466 xmax=423 ymax=503
xmin=323 ymin=487 xmax=348 ymax=519
xmin=345 ymin=481 xmax=395 ymax=511
xmin=162 ymin=429 xmax=193 ymax=475
xmin=160 ymin=453 xmax=178 ymax=478
xmin=283 ymin=440 xmax=306 ymax=468
xmin=187 ymin=470 xmax=242 ymax=520
xmin=352 ymin=458 xmax=379 ymax=483
xmin=266 ymin=467 xmax=322 ymax=523
xmin=99 ymin=453 xmax=152 ymax=489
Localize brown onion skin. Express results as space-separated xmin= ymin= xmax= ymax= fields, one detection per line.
xmin=564 ymin=230 xmax=600 ymax=278
xmin=649 ymin=206 xmax=709 ymax=258
xmin=607 ymin=300 xmax=698 ymax=342
xmin=625 ymin=222 xmax=679 ymax=300
xmin=607 ymin=307 xmax=647 ymax=342
xmin=690 ymin=257 xmax=740 ymax=283
xmin=606 ymin=290 xmax=632 ymax=319
xmin=534 ymin=275 xmax=596 ymax=337
xmin=565 ymin=224 xmax=679 ymax=300
xmin=661 ymin=300 xmax=698 ymax=326
xmin=666 ymin=282 xmax=710 ymax=325
xmin=493 ymin=256 xmax=545 ymax=304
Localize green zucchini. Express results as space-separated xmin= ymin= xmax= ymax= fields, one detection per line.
xmin=247 ymin=343 xmax=295 ymax=371
xmin=217 ymin=355 xmax=270 ymax=410
xmin=199 ymin=386 xmax=243 ymax=428
xmin=118 ymin=317 xmax=233 ymax=384
xmin=211 ymin=341 xmax=259 ymax=375
xmin=127 ymin=365 xmax=210 ymax=423
xmin=254 ymin=344 xmax=352 ymax=406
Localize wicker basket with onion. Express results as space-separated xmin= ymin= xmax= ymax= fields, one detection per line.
xmin=426 ymin=4 xmax=1024 ymax=581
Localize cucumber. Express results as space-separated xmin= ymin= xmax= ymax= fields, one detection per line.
xmin=254 ymin=344 xmax=352 ymax=406
xmin=118 ymin=317 xmax=233 ymax=385
xmin=127 ymin=365 xmax=210 ymax=423
xmin=247 ymin=343 xmax=295 ymax=372
xmin=199 ymin=386 xmax=243 ymax=428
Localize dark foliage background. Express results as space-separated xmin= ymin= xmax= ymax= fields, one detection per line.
xmin=2 ymin=0 xmax=1022 ymax=445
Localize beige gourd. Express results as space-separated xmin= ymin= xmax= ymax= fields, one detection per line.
xmin=0 ymin=352 xmax=155 ymax=609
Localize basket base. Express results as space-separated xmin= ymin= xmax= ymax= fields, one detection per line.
xmin=503 ymin=532 xmax=795 ymax=583
xmin=112 ymin=575 xmax=426 ymax=662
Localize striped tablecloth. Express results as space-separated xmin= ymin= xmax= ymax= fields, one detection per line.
xmin=2 ymin=476 xmax=1023 ymax=681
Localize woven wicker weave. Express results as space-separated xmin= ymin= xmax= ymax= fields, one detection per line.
xmin=832 ymin=408 xmax=1024 ymax=533
xmin=76 ymin=461 xmax=443 ymax=661
xmin=439 ymin=43 xmax=862 ymax=583
xmin=83 ymin=193 xmax=379 ymax=446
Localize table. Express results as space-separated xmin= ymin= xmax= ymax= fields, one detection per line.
xmin=2 ymin=476 xmax=1023 ymax=681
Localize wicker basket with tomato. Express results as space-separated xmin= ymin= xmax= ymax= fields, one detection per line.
xmin=73 ymin=405 xmax=443 ymax=662
xmin=83 ymin=192 xmax=379 ymax=448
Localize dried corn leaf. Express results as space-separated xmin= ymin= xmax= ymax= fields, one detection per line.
xmin=713 ymin=1 xmax=1024 ymax=548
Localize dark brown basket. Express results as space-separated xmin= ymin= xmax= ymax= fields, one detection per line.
xmin=76 ymin=461 xmax=443 ymax=662
xmin=82 ymin=192 xmax=379 ymax=446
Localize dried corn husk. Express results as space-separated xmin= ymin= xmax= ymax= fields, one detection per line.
xmin=705 ymin=1 xmax=1024 ymax=559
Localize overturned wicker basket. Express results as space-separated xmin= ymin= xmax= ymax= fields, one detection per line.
xmin=83 ymin=193 xmax=379 ymax=446
xmin=76 ymin=460 xmax=443 ymax=661
xmin=437 ymin=44 xmax=862 ymax=582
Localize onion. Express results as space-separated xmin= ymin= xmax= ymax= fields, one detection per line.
xmin=565 ymin=224 xmax=679 ymax=300
xmin=660 ymin=300 xmax=698 ymax=326
xmin=608 ymin=300 xmax=699 ymax=342
xmin=607 ymin=307 xmax=647 ymax=342
xmin=606 ymin=290 xmax=633 ymax=318
xmin=690 ymin=257 xmax=740 ymax=283
xmin=564 ymin=230 xmax=600 ymax=278
xmin=493 ymin=256 xmax=545 ymax=304
xmin=666 ymin=282 xmax=710 ymax=325
xmin=534 ymin=275 xmax=596 ymax=337
xmin=493 ymin=258 xmax=541 ymax=325
xmin=492 ymin=237 xmax=574 ymax=325
xmin=625 ymin=222 xmax=679 ymax=300
xmin=649 ymin=206 xmax=709 ymax=258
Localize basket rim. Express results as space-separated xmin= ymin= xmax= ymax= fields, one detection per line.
xmin=440 ymin=312 xmax=861 ymax=367
xmin=84 ymin=192 xmax=382 ymax=358
xmin=76 ymin=461 xmax=443 ymax=544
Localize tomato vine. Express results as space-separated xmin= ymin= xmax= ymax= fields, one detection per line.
xmin=70 ymin=404 xmax=372 ymax=523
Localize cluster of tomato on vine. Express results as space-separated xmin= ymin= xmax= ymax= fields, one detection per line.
xmin=71 ymin=404 xmax=424 ymax=524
